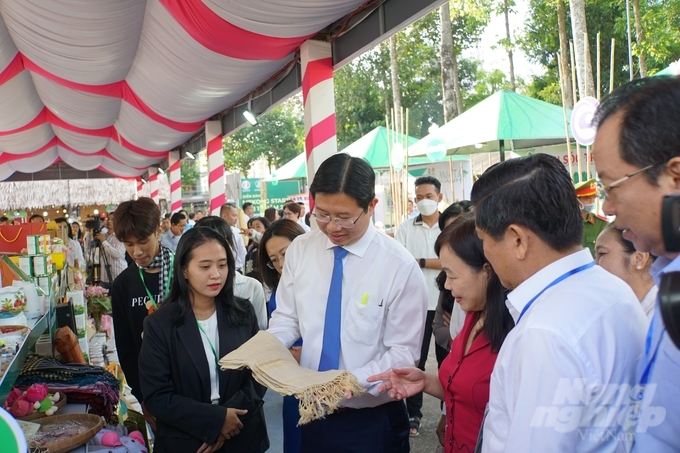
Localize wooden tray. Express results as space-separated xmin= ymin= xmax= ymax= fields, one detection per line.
xmin=29 ymin=413 xmax=104 ymax=453
xmin=17 ymin=393 xmax=67 ymax=421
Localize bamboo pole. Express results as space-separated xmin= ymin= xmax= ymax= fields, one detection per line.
xmin=403 ymin=108 xmax=409 ymax=222
xmin=460 ymin=161 xmax=465 ymax=200
xmin=557 ymin=52 xmax=574 ymax=180
xmin=570 ymin=41 xmax=582 ymax=181
xmin=610 ymin=39 xmax=616 ymax=94
xmin=448 ymin=156 xmax=455 ymax=202
xmin=597 ymin=33 xmax=601 ymax=101
xmin=584 ymin=32 xmax=592 ymax=180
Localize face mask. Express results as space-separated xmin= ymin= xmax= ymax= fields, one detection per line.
xmin=579 ymin=200 xmax=595 ymax=213
xmin=416 ymin=199 xmax=438 ymax=216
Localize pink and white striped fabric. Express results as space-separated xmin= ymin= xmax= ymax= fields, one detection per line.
xmin=168 ymin=151 xmax=182 ymax=212
xmin=301 ymin=40 xmax=338 ymax=211
xmin=206 ymin=121 xmax=225 ymax=216
xmin=148 ymin=167 xmax=159 ymax=204
xmin=0 ymin=0 xmax=366 ymax=181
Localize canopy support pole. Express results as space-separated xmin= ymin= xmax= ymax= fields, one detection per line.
xmin=499 ymin=140 xmax=506 ymax=162
xmin=206 ymin=120 xmax=225 ymax=216
xmin=169 ymin=150 xmax=182 ymax=212
xmin=301 ymin=40 xmax=337 ymax=213
xmin=149 ymin=167 xmax=159 ymax=205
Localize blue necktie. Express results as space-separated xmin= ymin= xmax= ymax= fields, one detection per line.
xmin=319 ymin=246 xmax=348 ymax=371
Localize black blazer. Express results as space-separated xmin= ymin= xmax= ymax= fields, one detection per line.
xmin=139 ymin=299 xmax=268 ymax=453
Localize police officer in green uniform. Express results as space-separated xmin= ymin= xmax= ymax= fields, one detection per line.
xmin=575 ymin=179 xmax=608 ymax=256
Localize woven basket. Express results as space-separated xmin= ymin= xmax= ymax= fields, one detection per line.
xmin=31 ymin=413 xmax=104 ymax=453
xmin=17 ymin=393 xmax=67 ymax=421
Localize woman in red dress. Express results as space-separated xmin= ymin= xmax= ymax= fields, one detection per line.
xmin=369 ymin=214 xmax=514 ymax=452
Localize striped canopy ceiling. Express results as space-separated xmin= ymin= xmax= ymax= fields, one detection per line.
xmin=0 ymin=0 xmax=368 ymax=181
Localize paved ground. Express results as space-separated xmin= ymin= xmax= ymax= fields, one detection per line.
xmin=263 ymin=340 xmax=443 ymax=453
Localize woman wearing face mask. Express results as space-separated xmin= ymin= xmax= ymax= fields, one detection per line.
xmin=575 ymin=179 xmax=608 ymax=257
xmin=595 ymin=224 xmax=657 ymax=322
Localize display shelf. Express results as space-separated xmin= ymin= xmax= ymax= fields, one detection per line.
xmin=0 ymin=313 xmax=48 ymax=405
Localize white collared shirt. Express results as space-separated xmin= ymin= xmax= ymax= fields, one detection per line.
xmin=197 ymin=311 xmax=220 ymax=403
xmin=639 ymin=285 xmax=657 ymax=323
xmin=482 ymin=249 xmax=647 ymax=453
xmin=233 ymin=272 xmax=267 ymax=330
xmin=395 ymin=215 xmax=441 ymax=310
xmin=268 ymin=223 xmax=428 ymax=408
xmin=230 ymin=226 xmax=247 ymax=270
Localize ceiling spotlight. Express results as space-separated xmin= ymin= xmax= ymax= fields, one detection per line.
xmin=65 ymin=214 xmax=69 ymax=218
xmin=185 ymin=152 xmax=195 ymax=160
xmin=243 ymin=110 xmax=258 ymax=126
xmin=42 ymin=211 xmax=48 ymax=217
xmin=158 ymin=167 xmax=166 ymax=174
xmin=140 ymin=177 xmax=147 ymax=184
xmin=474 ymin=143 xmax=485 ymax=149
xmin=93 ymin=209 xmax=99 ymax=215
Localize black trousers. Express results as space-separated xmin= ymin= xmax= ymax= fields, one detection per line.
xmin=300 ymin=401 xmax=409 ymax=453
xmin=406 ymin=309 xmax=435 ymax=420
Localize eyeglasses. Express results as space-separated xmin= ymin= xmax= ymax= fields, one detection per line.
xmin=312 ymin=210 xmax=365 ymax=229
xmin=267 ymin=254 xmax=285 ymax=270
xmin=596 ymin=162 xmax=663 ymax=201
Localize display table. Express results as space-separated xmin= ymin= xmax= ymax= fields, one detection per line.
xmin=59 ymin=403 xmax=89 ymax=453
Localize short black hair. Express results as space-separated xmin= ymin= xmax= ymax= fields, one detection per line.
xmin=438 ymin=201 xmax=473 ymax=231
xmin=170 ymin=212 xmax=186 ymax=225
xmin=188 ymin=212 xmax=195 ymax=220
xmin=0 ymin=216 xmax=9 ymax=223
xmin=114 ymin=197 xmax=160 ymax=242
xmin=29 ymin=214 xmax=44 ymax=222
xmin=594 ymin=76 xmax=680 ymax=183
xmin=54 ymin=217 xmax=68 ymax=225
xmin=415 ymin=176 xmax=441 ymax=193
xmin=309 ymin=154 xmax=375 ymax=210
xmin=242 ymin=202 xmax=253 ymax=211
xmin=471 ymin=153 xmax=583 ymax=252
xmin=164 ymin=213 xmax=171 ymax=219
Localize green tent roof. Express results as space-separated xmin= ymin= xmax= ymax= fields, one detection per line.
xmin=267 ymin=127 xmax=462 ymax=181
xmin=654 ymin=60 xmax=679 ymax=76
xmin=410 ymin=90 xmax=573 ymax=157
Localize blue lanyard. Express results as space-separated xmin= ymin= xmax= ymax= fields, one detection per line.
xmin=516 ymin=261 xmax=595 ymax=324
xmin=637 ymin=315 xmax=664 ymax=400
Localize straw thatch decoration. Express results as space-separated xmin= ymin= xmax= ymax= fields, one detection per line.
xmin=0 ymin=175 xmax=170 ymax=210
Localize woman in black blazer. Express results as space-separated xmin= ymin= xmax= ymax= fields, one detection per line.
xmin=139 ymin=227 xmax=269 ymax=453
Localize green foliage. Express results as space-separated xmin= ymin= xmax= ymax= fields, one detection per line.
xmin=180 ymin=160 xmax=200 ymax=192
xmin=520 ymin=0 xmax=680 ymax=103
xmin=222 ymin=102 xmax=304 ymax=176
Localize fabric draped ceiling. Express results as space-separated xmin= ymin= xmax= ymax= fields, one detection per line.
xmin=0 ymin=0 xmax=366 ymax=181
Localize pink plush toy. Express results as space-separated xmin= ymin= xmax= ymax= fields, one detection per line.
xmin=4 ymin=388 xmax=22 ymax=408
xmin=10 ymin=397 xmax=33 ymax=417
xmin=101 ymin=431 xmax=123 ymax=447
xmin=128 ymin=430 xmax=145 ymax=445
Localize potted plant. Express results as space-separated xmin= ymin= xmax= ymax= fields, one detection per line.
xmin=84 ymin=286 xmax=111 ymax=333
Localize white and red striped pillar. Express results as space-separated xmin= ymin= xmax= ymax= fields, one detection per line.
xmin=136 ymin=178 xmax=144 ymax=200
xmin=206 ymin=121 xmax=225 ymax=216
xmin=148 ymin=167 xmax=159 ymax=204
xmin=168 ymin=150 xmax=182 ymax=212
xmin=301 ymin=40 xmax=337 ymax=211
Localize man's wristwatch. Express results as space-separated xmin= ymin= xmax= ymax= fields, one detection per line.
xmin=419 ymin=258 xmax=426 ymax=268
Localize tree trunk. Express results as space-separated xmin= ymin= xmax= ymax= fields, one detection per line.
xmin=568 ymin=0 xmax=595 ymax=97
xmin=503 ymin=0 xmax=516 ymax=91
xmin=557 ymin=0 xmax=574 ymax=109
xmin=439 ymin=3 xmax=457 ymax=122
xmin=452 ymin=51 xmax=463 ymax=116
xmin=389 ymin=36 xmax=402 ymax=130
xmin=631 ymin=0 xmax=647 ymax=77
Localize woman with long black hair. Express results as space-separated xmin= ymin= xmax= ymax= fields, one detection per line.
xmin=139 ymin=227 xmax=268 ymax=453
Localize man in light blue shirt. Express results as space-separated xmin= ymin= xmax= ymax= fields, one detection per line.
xmin=592 ymin=75 xmax=680 ymax=452
xmin=160 ymin=212 xmax=185 ymax=252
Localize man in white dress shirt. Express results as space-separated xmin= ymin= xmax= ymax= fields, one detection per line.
xmin=592 ymin=76 xmax=680 ymax=452
xmin=268 ymin=153 xmax=428 ymax=453
xmin=472 ymin=153 xmax=647 ymax=452
xmin=395 ymin=176 xmax=443 ymax=435
xmin=220 ymin=203 xmax=247 ymax=272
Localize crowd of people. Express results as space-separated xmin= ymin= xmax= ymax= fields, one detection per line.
xmin=84 ymin=75 xmax=680 ymax=453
